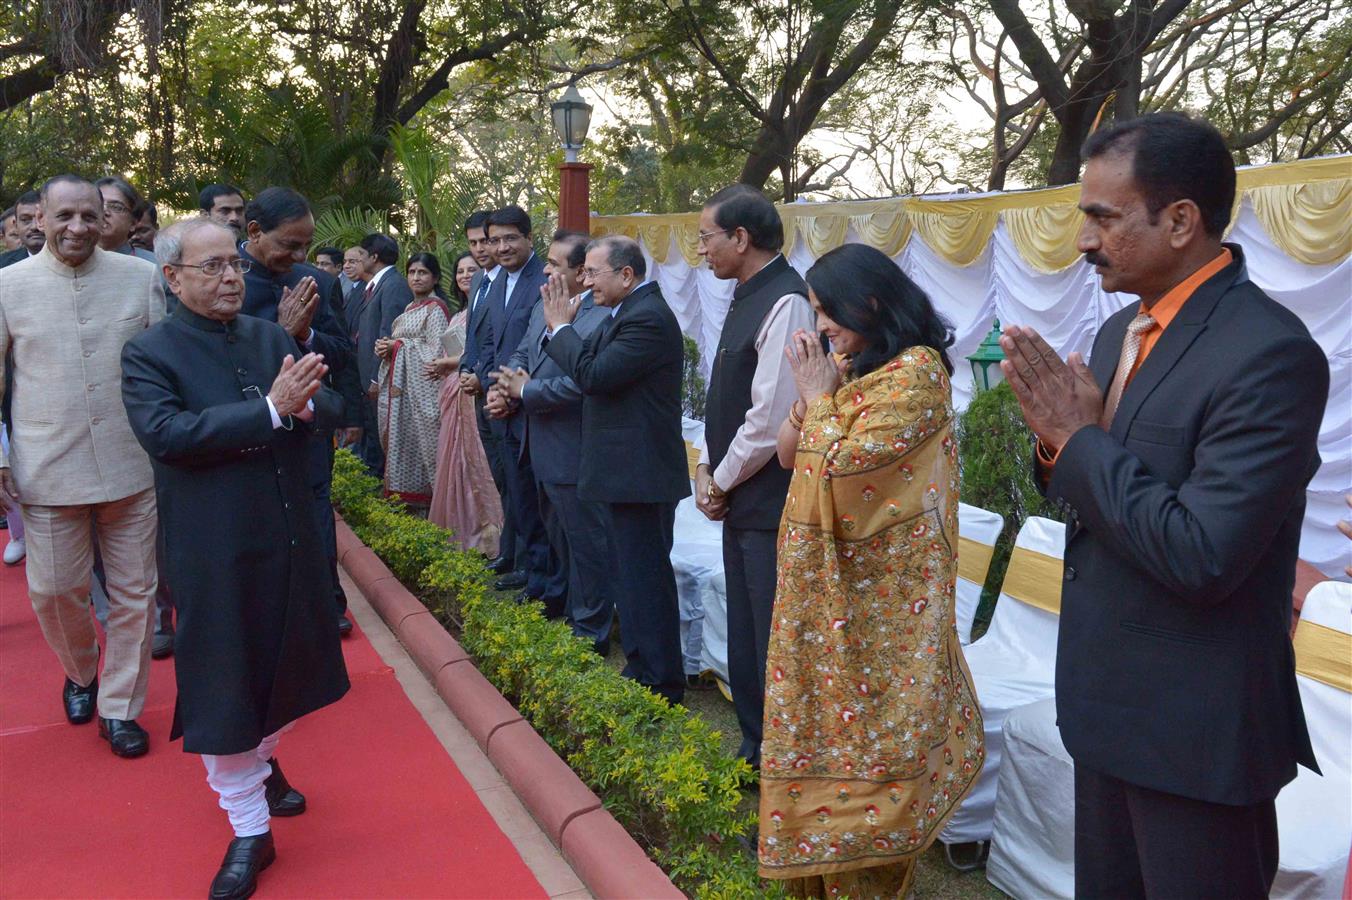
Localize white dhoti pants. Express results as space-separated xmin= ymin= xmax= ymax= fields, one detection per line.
xmin=202 ymin=724 xmax=291 ymax=837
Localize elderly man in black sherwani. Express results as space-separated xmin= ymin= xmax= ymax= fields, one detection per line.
xmin=121 ymin=219 xmax=350 ymax=900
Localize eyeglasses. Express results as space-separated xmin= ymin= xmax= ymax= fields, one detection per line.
xmin=696 ymin=228 xmax=732 ymax=246
xmin=177 ymin=258 xmax=252 ymax=277
xmin=104 ymin=201 xmax=132 ymax=215
xmin=581 ymin=267 xmax=621 ymax=279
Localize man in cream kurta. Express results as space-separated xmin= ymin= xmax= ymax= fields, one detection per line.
xmin=0 ymin=175 xmax=165 ymax=758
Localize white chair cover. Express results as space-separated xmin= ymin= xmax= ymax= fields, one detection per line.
xmin=672 ymin=418 xmax=725 ymax=676
xmin=1273 ymin=581 xmax=1352 ymax=900
xmin=985 ymin=580 xmax=1352 ymax=900
xmin=957 ymin=502 xmax=1005 ymax=645
xmin=986 ymin=697 xmax=1074 ymax=899
xmin=941 ymin=515 xmax=1065 ymax=844
xmin=698 ymin=570 xmax=730 ymax=687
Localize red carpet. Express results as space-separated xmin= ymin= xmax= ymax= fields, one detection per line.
xmin=0 ymin=558 xmax=546 ymax=899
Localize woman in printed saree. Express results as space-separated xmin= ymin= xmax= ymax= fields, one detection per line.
xmin=761 ymin=244 xmax=985 ymax=899
xmin=375 ymin=252 xmax=451 ymax=504
xmin=427 ymin=253 xmax=503 ymax=557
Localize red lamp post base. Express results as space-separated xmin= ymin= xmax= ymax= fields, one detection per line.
xmin=559 ymin=162 xmax=593 ymax=234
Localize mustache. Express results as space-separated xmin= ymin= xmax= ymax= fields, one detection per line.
xmin=1084 ymin=252 xmax=1111 ymax=268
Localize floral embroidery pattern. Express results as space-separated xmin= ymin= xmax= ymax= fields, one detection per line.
xmin=760 ymin=348 xmax=984 ymax=879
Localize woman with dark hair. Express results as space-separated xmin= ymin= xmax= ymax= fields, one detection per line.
xmin=759 ymin=243 xmax=984 ymax=898
xmin=374 ymin=252 xmax=451 ymax=504
xmin=425 ymin=252 xmax=503 ymax=556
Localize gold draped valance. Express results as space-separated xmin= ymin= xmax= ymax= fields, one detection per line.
xmin=590 ymin=155 xmax=1351 ymax=273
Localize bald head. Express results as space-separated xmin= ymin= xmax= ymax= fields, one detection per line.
xmin=161 ymin=219 xmax=248 ymax=322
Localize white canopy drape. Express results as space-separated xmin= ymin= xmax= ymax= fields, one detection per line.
xmin=595 ymin=164 xmax=1352 ymax=578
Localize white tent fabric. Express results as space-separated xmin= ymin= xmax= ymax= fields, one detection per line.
xmin=628 ymin=198 xmax=1351 ymax=580
xmin=1273 ymin=581 xmax=1352 ymax=900
xmin=986 ymin=697 xmax=1073 ymax=900
xmin=983 ymin=582 xmax=1351 ymax=900
xmin=957 ymin=502 xmax=1005 ymax=645
xmin=941 ymin=515 xmax=1065 ymax=844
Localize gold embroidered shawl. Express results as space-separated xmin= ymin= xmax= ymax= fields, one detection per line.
xmin=759 ymin=347 xmax=985 ymax=879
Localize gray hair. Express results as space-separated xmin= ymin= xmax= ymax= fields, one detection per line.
xmin=586 ymin=235 xmax=646 ymax=280
xmin=155 ymin=217 xmax=234 ymax=267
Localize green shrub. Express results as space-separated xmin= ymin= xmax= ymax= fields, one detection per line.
xmin=331 ymin=449 xmax=770 ymax=897
xmin=955 ymin=383 xmax=1062 ymax=631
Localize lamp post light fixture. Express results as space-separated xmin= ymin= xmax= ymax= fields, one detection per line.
xmin=966 ymin=320 xmax=1007 ymax=393
xmin=552 ymin=83 xmax=594 ymax=232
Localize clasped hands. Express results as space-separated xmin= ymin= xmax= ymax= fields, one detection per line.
xmin=277 ymin=276 xmax=320 ymax=341
xmin=485 ymin=366 xmax=530 ymax=419
xmin=998 ymin=325 xmax=1103 ymax=450
xmin=268 ymin=352 xmax=327 ymax=422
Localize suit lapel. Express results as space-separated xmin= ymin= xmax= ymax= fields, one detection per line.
xmin=1108 ymin=254 xmax=1242 ymax=439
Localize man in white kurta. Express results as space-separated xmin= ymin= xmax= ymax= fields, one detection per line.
xmin=0 ymin=175 xmax=165 ymax=758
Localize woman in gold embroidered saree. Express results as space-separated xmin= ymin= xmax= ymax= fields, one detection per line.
xmin=760 ymin=244 xmax=985 ymax=899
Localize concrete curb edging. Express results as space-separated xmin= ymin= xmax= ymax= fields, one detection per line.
xmin=335 ymin=517 xmax=684 ymax=900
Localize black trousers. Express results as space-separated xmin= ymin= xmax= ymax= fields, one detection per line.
xmin=1074 ymin=765 xmax=1279 ymax=899
xmin=475 ymin=395 xmax=515 ymax=564
xmin=723 ymin=524 xmax=778 ymax=766
xmin=310 ymin=438 xmax=346 ymax=615
xmin=540 ymin=480 xmax=615 ymax=651
xmin=609 ymin=502 xmax=684 ymax=704
xmin=357 ymin=394 xmax=385 ymax=477
xmin=497 ymin=423 xmax=550 ymax=597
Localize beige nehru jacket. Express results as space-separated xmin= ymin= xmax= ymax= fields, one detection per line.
xmin=0 ymin=246 xmax=165 ymax=505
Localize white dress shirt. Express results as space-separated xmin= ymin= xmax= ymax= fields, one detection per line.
xmin=698 ymin=270 xmax=814 ymax=493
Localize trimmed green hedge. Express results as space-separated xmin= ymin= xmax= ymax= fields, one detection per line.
xmin=955 ymin=382 xmax=1062 ymax=632
xmin=330 ymin=449 xmax=774 ymax=897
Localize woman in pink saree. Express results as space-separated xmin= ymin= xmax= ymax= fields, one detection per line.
xmin=426 ymin=252 xmax=503 ymax=556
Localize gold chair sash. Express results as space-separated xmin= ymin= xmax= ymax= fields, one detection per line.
xmin=1000 ymin=545 xmax=1063 ymax=615
xmin=1293 ymin=619 xmax=1352 ymax=693
xmin=957 ymin=536 xmax=996 ymax=586
xmin=683 ymin=440 xmax=701 ymax=481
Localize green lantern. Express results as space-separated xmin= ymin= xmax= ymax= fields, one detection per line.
xmin=966 ymin=320 xmax=1006 ymax=392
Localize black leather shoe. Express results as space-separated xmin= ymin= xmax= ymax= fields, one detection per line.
xmin=487 ymin=555 xmax=515 ymax=575
xmin=62 ymin=677 xmax=97 ymax=724
xmin=98 ymin=717 xmax=149 ymax=758
xmin=336 ymin=615 xmax=353 ymax=637
xmin=264 ymin=758 xmax=306 ymax=817
xmin=151 ymin=629 xmax=174 ymax=660
xmin=209 ymin=831 xmax=275 ymax=900
xmin=494 ymin=571 xmax=527 ymax=590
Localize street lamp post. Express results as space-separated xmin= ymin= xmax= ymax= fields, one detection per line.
xmin=966 ymin=320 xmax=1007 ymax=393
xmin=552 ymin=84 xmax=593 ymax=233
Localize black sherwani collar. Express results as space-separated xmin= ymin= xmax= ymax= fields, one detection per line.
xmin=732 ymin=254 xmax=790 ymax=303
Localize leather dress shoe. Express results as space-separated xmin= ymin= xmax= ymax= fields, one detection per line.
xmin=62 ymin=676 xmax=97 ymax=724
xmin=337 ymin=614 xmax=353 ymax=637
xmin=98 ymin=717 xmax=149 ymax=758
xmin=487 ymin=555 xmax=515 ymax=575
xmin=264 ymin=757 xmax=306 ymax=817
xmin=209 ymin=831 xmax=275 ymax=900
xmin=494 ymin=571 xmax=527 ymax=591
xmin=151 ymin=629 xmax=174 ymax=660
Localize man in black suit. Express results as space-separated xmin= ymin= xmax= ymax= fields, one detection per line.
xmin=543 ymin=235 xmax=690 ymax=705
xmin=200 ymin=183 xmax=247 ymax=240
xmin=240 ymin=187 xmax=364 ymax=636
xmin=493 ymin=230 xmax=614 ymax=645
xmin=0 ymin=190 xmax=43 ymax=269
xmin=1001 ymin=113 xmax=1328 ymax=897
xmin=478 ymin=206 xmax=550 ymax=598
xmin=458 ymin=211 xmax=516 ymax=575
xmin=353 ymin=233 xmax=413 ymax=476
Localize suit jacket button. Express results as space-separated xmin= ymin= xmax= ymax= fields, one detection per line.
xmin=1064 ymin=566 xmax=1077 ymax=581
